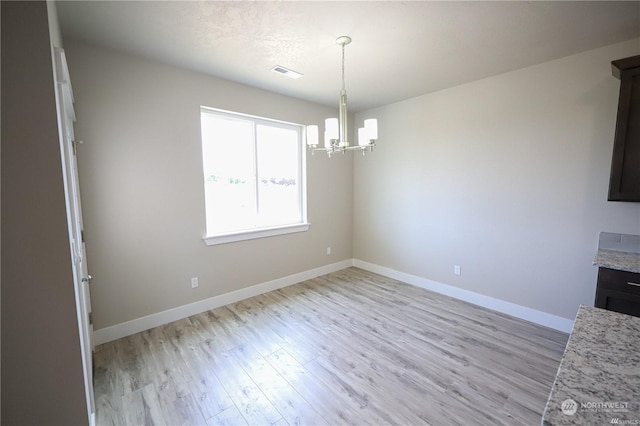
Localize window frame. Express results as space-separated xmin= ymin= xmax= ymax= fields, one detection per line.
xmin=200 ymin=106 xmax=309 ymax=246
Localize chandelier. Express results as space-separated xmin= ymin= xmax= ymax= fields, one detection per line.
xmin=306 ymin=36 xmax=378 ymax=157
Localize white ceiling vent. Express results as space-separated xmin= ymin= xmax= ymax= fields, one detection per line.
xmin=271 ymin=65 xmax=303 ymax=79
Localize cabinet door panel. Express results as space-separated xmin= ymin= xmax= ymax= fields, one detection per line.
xmin=595 ymin=288 xmax=640 ymax=318
xmin=597 ymin=267 xmax=640 ymax=294
xmin=609 ymin=57 xmax=640 ymax=201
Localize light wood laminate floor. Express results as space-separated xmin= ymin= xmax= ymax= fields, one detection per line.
xmin=94 ymin=267 xmax=568 ymax=426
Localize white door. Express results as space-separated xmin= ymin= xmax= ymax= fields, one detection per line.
xmin=53 ymin=47 xmax=96 ymax=425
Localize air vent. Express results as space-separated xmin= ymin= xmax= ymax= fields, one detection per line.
xmin=271 ymin=65 xmax=303 ymax=79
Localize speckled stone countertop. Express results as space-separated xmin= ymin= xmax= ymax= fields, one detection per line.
xmin=542 ymin=305 xmax=640 ymax=426
xmin=593 ymin=232 xmax=640 ymax=273
xmin=593 ymin=249 xmax=640 ymax=273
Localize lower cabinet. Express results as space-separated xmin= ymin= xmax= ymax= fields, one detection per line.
xmin=595 ymin=267 xmax=640 ymax=318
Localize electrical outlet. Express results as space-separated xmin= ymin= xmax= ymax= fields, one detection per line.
xmin=326 ymin=247 xmax=332 ymax=255
xmin=454 ymin=265 xmax=461 ymax=275
xmin=191 ymin=277 xmax=199 ymax=288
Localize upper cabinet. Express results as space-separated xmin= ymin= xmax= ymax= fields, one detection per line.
xmin=609 ymin=55 xmax=640 ymax=202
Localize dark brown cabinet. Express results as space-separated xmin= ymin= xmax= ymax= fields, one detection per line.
xmin=595 ymin=267 xmax=640 ymax=318
xmin=609 ymin=55 xmax=640 ymax=202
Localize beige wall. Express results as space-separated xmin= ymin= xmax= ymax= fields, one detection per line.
xmin=65 ymin=34 xmax=640 ymax=332
xmin=354 ymin=39 xmax=640 ymax=322
xmin=1 ymin=1 xmax=88 ymax=424
xmin=64 ymin=40 xmax=353 ymax=330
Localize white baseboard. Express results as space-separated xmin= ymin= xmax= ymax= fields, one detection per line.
xmin=352 ymin=259 xmax=574 ymax=333
xmin=94 ymin=257 xmax=573 ymax=345
xmin=93 ymin=259 xmax=353 ymax=345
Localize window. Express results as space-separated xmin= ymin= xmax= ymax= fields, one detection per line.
xmin=200 ymin=107 xmax=308 ymax=245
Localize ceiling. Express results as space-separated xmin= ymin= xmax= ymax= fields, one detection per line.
xmin=56 ymin=1 xmax=640 ymax=112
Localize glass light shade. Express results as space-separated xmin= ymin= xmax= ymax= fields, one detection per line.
xmin=358 ymin=127 xmax=368 ymax=146
xmin=306 ymin=125 xmax=319 ymax=146
xmin=326 ymin=118 xmax=339 ymax=140
xmin=324 ymin=131 xmax=331 ymax=148
xmin=364 ymin=119 xmax=378 ymax=140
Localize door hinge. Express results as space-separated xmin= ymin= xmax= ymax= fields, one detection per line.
xmin=81 ymin=230 xmax=85 ymax=243
xmin=88 ymin=312 xmax=93 ymax=325
xmin=72 ymin=140 xmax=77 ymax=156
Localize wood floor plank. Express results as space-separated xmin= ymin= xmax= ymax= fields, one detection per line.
xmin=205 ymin=405 xmax=248 ymax=426
xmin=280 ymin=279 xmax=464 ymax=393
xmin=199 ymin=342 xmax=283 ymax=425
xmin=152 ymin=366 xmax=206 ymax=426
xmin=265 ymin=349 xmax=366 ymax=426
xmin=304 ymin=356 xmax=407 ymax=425
xmin=230 ymin=343 xmax=329 ymax=426
xmin=120 ymin=384 xmax=164 ymax=426
xmin=93 ymin=342 xmax=119 ymax=402
xmin=176 ymin=346 xmax=235 ymax=420
xmin=223 ymin=303 xmax=284 ymax=357
xmin=93 ymin=267 xmax=568 ymax=425
xmin=191 ymin=310 xmax=244 ymax=351
xmin=95 ymin=393 xmax=126 ymax=426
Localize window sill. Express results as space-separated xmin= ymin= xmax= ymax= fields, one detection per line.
xmin=203 ymin=223 xmax=311 ymax=246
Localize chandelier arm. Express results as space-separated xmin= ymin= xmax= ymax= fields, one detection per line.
xmin=311 ymin=142 xmax=375 ymax=154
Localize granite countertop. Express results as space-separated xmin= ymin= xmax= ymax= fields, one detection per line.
xmin=593 ymin=232 xmax=640 ymax=273
xmin=593 ymin=249 xmax=640 ymax=274
xmin=542 ymin=305 xmax=640 ymax=425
